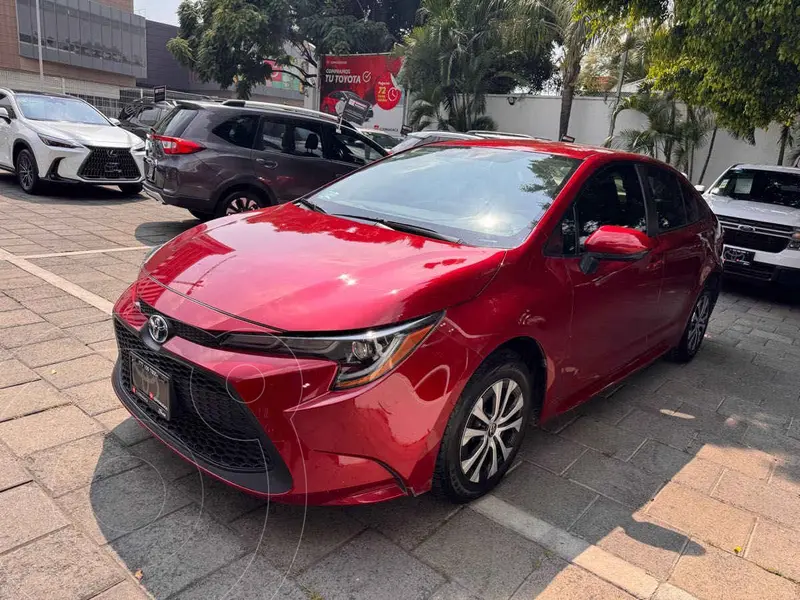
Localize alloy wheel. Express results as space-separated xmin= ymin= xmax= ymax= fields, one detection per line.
xmin=225 ymin=196 xmax=260 ymax=215
xmin=459 ymin=378 xmax=525 ymax=484
xmin=17 ymin=155 xmax=34 ymax=191
xmin=687 ymin=294 xmax=710 ymax=353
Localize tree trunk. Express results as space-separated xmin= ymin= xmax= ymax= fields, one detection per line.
xmin=560 ymin=84 xmax=575 ymax=140
xmin=664 ymin=100 xmax=676 ymax=164
xmin=778 ymin=124 xmax=789 ymax=165
xmin=607 ymin=50 xmax=628 ymax=140
xmin=698 ymin=126 xmax=717 ymax=185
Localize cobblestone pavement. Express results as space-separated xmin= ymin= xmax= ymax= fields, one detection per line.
xmin=0 ymin=174 xmax=799 ymax=600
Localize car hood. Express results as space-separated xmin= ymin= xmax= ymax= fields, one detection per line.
xmin=144 ymin=204 xmax=506 ymax=332
xmin=27 ymin=121 xmax=139 ymax=148
xmin=706 ymin=194 xmax=800 ymax=227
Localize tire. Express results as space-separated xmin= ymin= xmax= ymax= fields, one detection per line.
xmin=119 ymin=183 xmax=143 ymax=196
xmin=15 ymin=148 xmax=40 ymax=194
xmin=215 ymin=189 xmax=265 ymax=218
xmin=188 ymin=209 xmax=212 ymax=221
xmin=667 ymin=287 xmax=715 ymax=363
xmin=432 ymin=349 xmax=534 ymax=503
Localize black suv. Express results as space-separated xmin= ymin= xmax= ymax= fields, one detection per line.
xmin=118 ymin=99 xmax=178 ymax=139
xmin=143 ymin=100 xmax=388 ymax=219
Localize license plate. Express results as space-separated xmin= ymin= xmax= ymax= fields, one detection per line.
xmin=130 ymin=353 xmax=171 ymax=420
xmin=723 ymin=246 xmax=755 ymax=265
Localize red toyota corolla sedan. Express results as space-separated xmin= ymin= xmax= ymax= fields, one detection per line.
xmin=112 ymin=140 xmax=723 ymax=505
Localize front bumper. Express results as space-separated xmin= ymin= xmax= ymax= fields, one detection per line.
xmin=723 ymin=244 xmax=800 ymax=286
xmin=111 ymin=280 xmax=473 ymax=505
xmin=38 ymin=144 xmax=144 ymax=185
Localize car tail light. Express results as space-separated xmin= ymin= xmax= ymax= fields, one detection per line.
xmin=150 ymin=133 xmax=204 ymax=155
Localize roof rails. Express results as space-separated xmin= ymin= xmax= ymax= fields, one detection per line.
xmin=221 ymin=99 xmax=337 ymax=121
xmin=467 ymin=130 xmax=534 ymax=139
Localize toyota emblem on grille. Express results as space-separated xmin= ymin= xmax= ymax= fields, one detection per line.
xmin=147 ymin=314 xmax=170 ymax=344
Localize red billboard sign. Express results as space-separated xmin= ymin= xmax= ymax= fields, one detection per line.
xmin=319 ymin=54 xmax=406 ymax=133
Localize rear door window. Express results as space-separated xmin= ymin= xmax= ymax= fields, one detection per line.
xmin=257 ymin=118 xmax=287 ymax=151
xmin=646 ymin=167 xmax=688 ymax=231
xmin=211 ymin=114 xmax=260 ymax=148
xmin=289 ymin=123 xmax=322 ymax=157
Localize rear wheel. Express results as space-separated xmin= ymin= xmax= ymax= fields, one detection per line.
xmin=668 ymin=287 xmax=714 ymax=363
xmin=15 ymin=149 xmax=40 ymax=194
xmin=215 ymin=190 xmax=264 ymax=217
xmin=432 ymin=350 xmax=533 ymax=503
xmin=119 ymin=183 xmax=143 ymax=196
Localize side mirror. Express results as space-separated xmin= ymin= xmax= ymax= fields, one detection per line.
xmin=0 ymin=107 xmax=10 ymax=123
xmin=580 ymin=225 xmax=655 ymax=274
xmin=109 ymin=117 xmax=120 ymax=126
xmin=694 ymin=184 xmax=706 ymax=193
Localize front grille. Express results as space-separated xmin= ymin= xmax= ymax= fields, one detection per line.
xmin=138 ymin=300 xmax=224 ymax=348
xmin=717 ymin=215 xmax=794 ymax=233
xmin=723 ymin=228 xmax=789 ymax=253
xmin=79 ymin=146 xmax=140 ymax=180
xmin=114 ymin=319 xmax=272 ymax=473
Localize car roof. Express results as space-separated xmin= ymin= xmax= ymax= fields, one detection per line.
xmin=431 ymin=138 xmax=664 ymax=162
xmin=725 ymin=164 xmax=800 ymax=174
xmin=179 ymin=99 xmax=349 ymax=127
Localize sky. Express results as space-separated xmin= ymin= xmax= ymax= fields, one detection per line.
xmin=135 ymin=0 xmax=181 ymax=26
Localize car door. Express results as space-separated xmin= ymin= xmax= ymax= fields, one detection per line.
xmin=320 ymin=125 xmax=385 ymax=178
xmin=253 ymin=117 xmax=334 ymax=202
xmin=643 ymin=166 xmax=706 ymax=340
xmin=546 ymin=162 xmax=664 ymax=407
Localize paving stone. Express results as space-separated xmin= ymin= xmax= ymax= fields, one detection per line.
xmin=129 ymin=437 xmax=195 ymax=481
xmin=174 ymin=472 xmax=264 ymax=523
xmin=673 ymin=402 xmax=748 ymax=442
xmin=230 ymin=503 xmax=364 ymax=573
xmin=713 ymin=469 xmax=800 ymax=532
xmin=89 ymin=339 xmax=118 ymax=361
xmin=495 ymin=461 xmax=597 ymax=529
xmin=520 ymin=428 xmax=586 ymax=473
xmin=345 ymin=492 xmax=460 ymax=551
xmin=771 ymin=460 xmax=800 ymax=496
xmin=511 ymin=555 xmax=636 ymax=600
xmin=0 ymin=308 xmax=43 ymax=329
xmin=578 ymin=394 xmax=637 ymax=425
xmin=0 ymin=404 xmax=102 ymax=455
xmin=648 ymin=483 xmax=755 ymax=549
xmin=0 ymin=358 xmax=39 ymax=389
xmin=172 ymin=553 xmax=308 ymax=600
xmin=692 ymin=440 xmax=776 ymax=480
xmin=629 ymin=440 xmax=693 ymax=479
xmin=89 ymin=581 xmax=148 ymax=600
xmin=0 ymin=320 xmax=66 ymax=348
xmin=565 ymin=451 xmax=663 ymax=508
xmin=37 ymin=354 xmax=113 ymax=388
xmin=45 ymin=306 xmax=109 ymax=328
xmin=65 ymin=319 xmax=114 ymax=344
xmin=717 ymin=395 xmax=790 ymax=430
xmin=751 ymin=329 xmax=795 ymax=344
xmin=23 ymin=294 xmax=90 ymax=314
xmin=14 ymin=336 xmax=93 ymax=368
xmin=414 ymin=510 xmax=540 ymax=600
xmin=0 ymin=295 xmax=22 ymax=312
xmin=670 ymin=543 xmax=797 ymax=600
xmin=428 ymin=581 xmax=479 ymax=600
xmin=25 ymin=433 xmax=140 ymax=496
xmin=107 ymin=505 xmax=248 ymax=599
xmin=0 ymin=527 xmax=123 ymax=600
xmin=747 ymin=519 xmax=800 ymax=582
xmin=65 ymin=378 xmax=121 ymax=415
xmin=0 ymin=443 xmax=30 ymax=492
xmin=570 ymin=497 xmax=691 ymax=580
xmin=561 ymin=417 xmax=646 ymax=460
xmin=617 ymin=408 xmax=696 ymax=451
xmin=742 ymin=426 xmax=800 ymax=460
xmin=671 ymin=457 xmax=725 ymax=495
xmin=0 ymin=379 xmax=70 ymax=421
xmin=657 ymin=379 xmax=726 ymax=412
xmin=0 ymin=483 xmax=69 ymax=553
xmin=57 ymin=464 xmax=192 ymax=544
xmin=96 ymin=408 xmax=152 ymax=445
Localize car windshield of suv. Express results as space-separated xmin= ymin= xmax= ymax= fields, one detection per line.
xmin=16 ymin=94 xmax=109 ymax=125
xmin=307 ymin=146 xmax=581 ymax=247
xmin=711 ymin=168 xmax=800 ymax=209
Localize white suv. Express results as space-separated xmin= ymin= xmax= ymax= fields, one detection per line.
xmin=0 ymin=89 xmax=145 ymax=195
xmin=702 ymin=164 xmax=800 ymax=286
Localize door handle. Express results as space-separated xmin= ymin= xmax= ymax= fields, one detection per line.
xmin=255 ymin=158 xmax=278 ymax=168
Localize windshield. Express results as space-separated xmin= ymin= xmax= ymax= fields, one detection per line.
xmin=306 ymin=146 xmax=581 ymax=247
xmin=16 ymin=94 xmax=110 ymax=125
xmin=711 ymin=168 xmax=800 ymax=209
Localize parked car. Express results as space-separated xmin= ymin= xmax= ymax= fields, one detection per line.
xmin=117 ymin=98 xmax=178 ymax=139
xmin=390 ymin=130 xmax=480 ymax=153
xmin=701 ymin=164 xmax=800 ymax=286
xmin=142 ymin=100 xmax=387 ymax=219
xmin=0 ymin=89 xmax=145 ymax=195
xmin=321 ymin=90 xmax=374 ymax=119
xmin=112 ymin=140 xmax=722 ymax=505
xmin=359 ymin=128 xmax=403 ymax=150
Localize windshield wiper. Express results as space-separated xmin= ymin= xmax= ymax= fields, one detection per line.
xmin=331 ymin=214 xmax=461 ymax=244
xmin=295 ymin=198 xmax=326 ymax=213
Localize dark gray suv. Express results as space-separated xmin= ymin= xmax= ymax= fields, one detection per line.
xmin=143 ymin=101 xmax=387 ymax=219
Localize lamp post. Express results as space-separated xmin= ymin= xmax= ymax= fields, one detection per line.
xmin=35 ymin=0 xmax=44 ymax=83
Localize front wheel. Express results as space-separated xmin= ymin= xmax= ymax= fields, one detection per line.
xmin=432 ymin=350 xmax=533 ymax=503
xmin=16 ymin=149 xmax=40 ymax=194
xmin=668 ymin=288 xmax=714 ymax=362
xmin=119 ymin=183 xmax=143 ymax=196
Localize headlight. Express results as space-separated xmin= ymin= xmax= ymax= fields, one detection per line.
xmin=223 ymin=313 xmax=442 ymax=389
xmin=38 ymin=134 xmax=78 ymax=148
xmin=789 ymin=230 xmax=800 ymax=250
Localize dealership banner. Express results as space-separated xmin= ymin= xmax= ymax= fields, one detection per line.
xmin=319 ymin=54 xmax=406 ymax=134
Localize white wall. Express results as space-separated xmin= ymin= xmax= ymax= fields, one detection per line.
xmin=484 ymin=94 xmax=786 ymax=185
